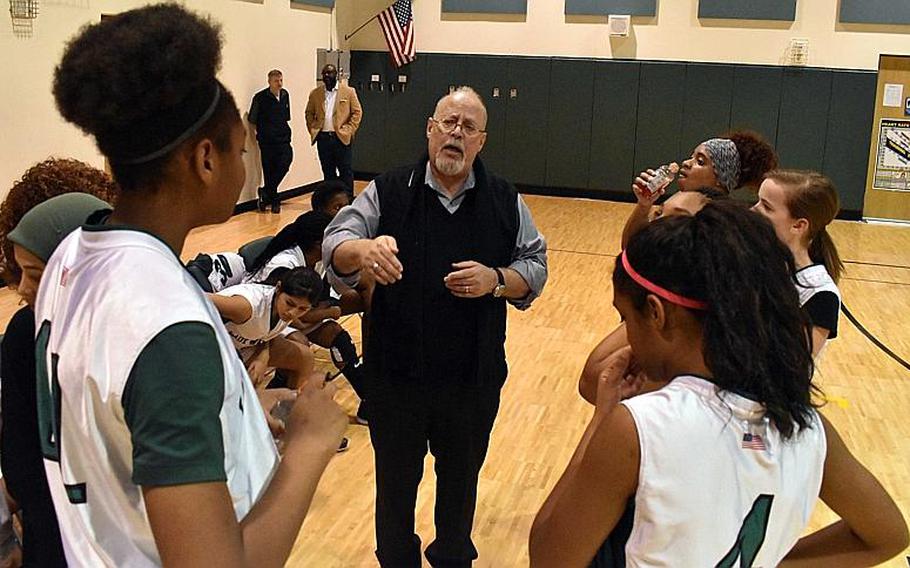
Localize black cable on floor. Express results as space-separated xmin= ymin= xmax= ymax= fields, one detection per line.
xmin=841 ymin=303 xmax=910 ymax=373
xmin=843 ymin=259 xmax=910 ymax=270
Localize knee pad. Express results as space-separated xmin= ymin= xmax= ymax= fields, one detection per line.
xmin=330 ymin=330 xmax=359 ymax=368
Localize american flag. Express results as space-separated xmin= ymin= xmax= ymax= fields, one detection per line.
xmin=742 ymin=432 xmax=767 ymax=451
xmin=378 ymin=0 xmax=415 ymax=68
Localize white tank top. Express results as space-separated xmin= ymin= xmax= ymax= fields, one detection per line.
xmin=243 ymin=246 xmax=340 ymax=302
xmin=795 ymin=264 xmax=841 ymax=308
xmin=217 ymin=283 xmax=289 ymax=349
xmin=621 ymin=375 xmax=826 ymax=567
xmin=34 ymin=227 xmax=278 ymax=567
xmin=243 ymin=246 xmax=325 ymax=283
xmin=205 ymin=251 xmax=247 ymax=292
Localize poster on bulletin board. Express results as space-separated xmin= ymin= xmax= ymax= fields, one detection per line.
xmin=873 ymin=118 xmax=910 ymax=191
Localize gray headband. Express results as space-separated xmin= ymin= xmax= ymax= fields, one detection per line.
xmin=9 ymin=193 xmax=111 ymax=262
xmin=117 ymin=83 xmax=222 ymax=165
xmin=703 ymin=138 xmax=741 ymax=193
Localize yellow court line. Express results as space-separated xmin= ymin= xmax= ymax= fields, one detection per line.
xmin=826 ymin=395 xmax=850 ymax=410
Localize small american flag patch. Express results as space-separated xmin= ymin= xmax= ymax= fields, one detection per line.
xmin=742 ymin=433 xmax=766 ymax=451
xmin=60 ymin=267 xmax=69 ymax=287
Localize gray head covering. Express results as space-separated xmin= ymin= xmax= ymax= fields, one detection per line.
xmin=8 ymin=193 xmax=111 ymax=263
xmin=702 ymin=138 xmax=741 ymax=193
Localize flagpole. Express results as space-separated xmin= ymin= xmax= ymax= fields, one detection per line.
xmin=344 ymin=12 xmax=380 ymax=41
xmin=345 ymin=0 xmax=402 ymax=41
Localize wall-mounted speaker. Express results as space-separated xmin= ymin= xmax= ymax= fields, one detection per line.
xmin=608 ymin=14 xmax=631 ymax=38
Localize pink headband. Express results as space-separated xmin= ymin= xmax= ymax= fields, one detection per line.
xmin=620 ymin=250 xmax=708 ymax=310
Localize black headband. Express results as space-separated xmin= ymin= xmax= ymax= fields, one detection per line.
xmin=111 ymin=82 xmax=222 ymax=165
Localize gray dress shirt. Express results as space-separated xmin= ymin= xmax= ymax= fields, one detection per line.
xmin=322 ymin=163 xmax=548 ymax=309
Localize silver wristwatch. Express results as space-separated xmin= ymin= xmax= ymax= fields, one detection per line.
xmin=492 ymin=267 xmax=506 ymax=298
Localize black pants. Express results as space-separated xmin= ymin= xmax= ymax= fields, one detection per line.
xmin=316 ymin=131 xmax=353 ymax=192
xmin=369 ymin=377 xmax=501 ymax=568
xmin=260 ymin=143 xmax=293 ymax=204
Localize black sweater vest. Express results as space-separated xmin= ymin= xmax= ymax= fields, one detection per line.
xmin=368 ymin=157 xmax=518 ymax=386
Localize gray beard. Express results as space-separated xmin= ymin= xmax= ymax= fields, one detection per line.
xmin=435 ymin=153 xmax=464 ymax=177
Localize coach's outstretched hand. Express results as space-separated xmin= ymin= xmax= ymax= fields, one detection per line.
xmin=361 ymin=235 xmax=403 ymax=285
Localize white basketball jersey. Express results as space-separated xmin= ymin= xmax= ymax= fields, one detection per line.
xmin=621 ymin=376 xmax=826 ymax=567
xmin=243 ymin=246 xmax=325 ymax=283
xmin=34 ymin=227 xmax=279 ymax=567
xmin=795 ymin=264 xmax=840 ymax=308
xmin=244 ymin=246 xmax=342 ymax=304
xmin=217 ymin=283 xmax=289 ymax=349
xmin=206 ymin=251 xmax=247 ymax=292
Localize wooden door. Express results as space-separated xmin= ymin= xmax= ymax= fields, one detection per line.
xmin=863 ymin=54 xmax=910 ymax=221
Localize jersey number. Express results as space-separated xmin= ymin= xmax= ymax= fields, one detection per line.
xmin=35 ymin=320 xmax=61 ymax=462
xmin=716 ymin=494 xmax=774 ymax=568
xmin=213 ymin=254 xmax=234 ymax=286
xmin=36 ymin=320 xmax=87 ymax=504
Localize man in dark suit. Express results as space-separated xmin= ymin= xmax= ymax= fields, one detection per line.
xmin=249 ymin=69 xmax=292 ymax=213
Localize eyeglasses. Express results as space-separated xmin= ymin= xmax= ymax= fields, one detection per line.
xmin=430 ymin=116 xmax=486 ymax=137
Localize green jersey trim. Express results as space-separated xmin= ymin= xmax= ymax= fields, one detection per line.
xmin=122 ymin=322 xmax=227 ymax=487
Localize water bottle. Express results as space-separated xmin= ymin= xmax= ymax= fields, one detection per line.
xmin=645 ymin=162 xmax=679 ymax=197
xmin=271 ymin=398 xmax=295 ymax=425
xmin=270 ymin=370 xmax=337 ymax=428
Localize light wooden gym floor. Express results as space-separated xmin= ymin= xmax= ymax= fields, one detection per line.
xmin=1 ymin=190 xmax=907 ymax=567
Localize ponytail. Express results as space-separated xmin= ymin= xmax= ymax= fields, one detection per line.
xmin=249 ymin=210 xmax=331 ymax=274
xmin=809 ymin=227 xmax=844 ymax=284
xmin=765 ymin=170 xmax=843 ymax=283
xmin=614 ymin=201 xmax=818 ymax=439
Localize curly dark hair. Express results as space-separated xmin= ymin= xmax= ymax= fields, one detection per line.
xmin=310 ymin=180 xmax=352 ymax=215
xmin=613 ymin=200 xmax=818 ymax=439
xmin=725 ymin=130 xmax=779 ymax=189
xmin=0 ymin=158 xmax=120 ymax=283
xmin=692 ymin=186 xmax=731 ymax=201
xmin=53 ymin=3 xmax=240 ymax=191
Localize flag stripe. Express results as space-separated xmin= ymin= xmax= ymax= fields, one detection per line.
xmin=386 ymin=12 xmax=404 ymax=44
xmin=379 ymin=12 xmax=405 ymax=66
xmin=405 ymin=24 xmax=414 ymax=55
xmin=741 ymin=433 xmax=767 ymax=451
xmin=377 ymin=13 xmax=397 ymax=66
xmin=377 ymin=0 xmax=415 ymax=68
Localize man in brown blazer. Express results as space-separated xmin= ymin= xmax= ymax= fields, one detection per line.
xmin=305 ymin=64 xmax=363 ymax=193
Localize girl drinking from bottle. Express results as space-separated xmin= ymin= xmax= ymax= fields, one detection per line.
xmin=623 ymin=130 xmax=778 ymax=247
